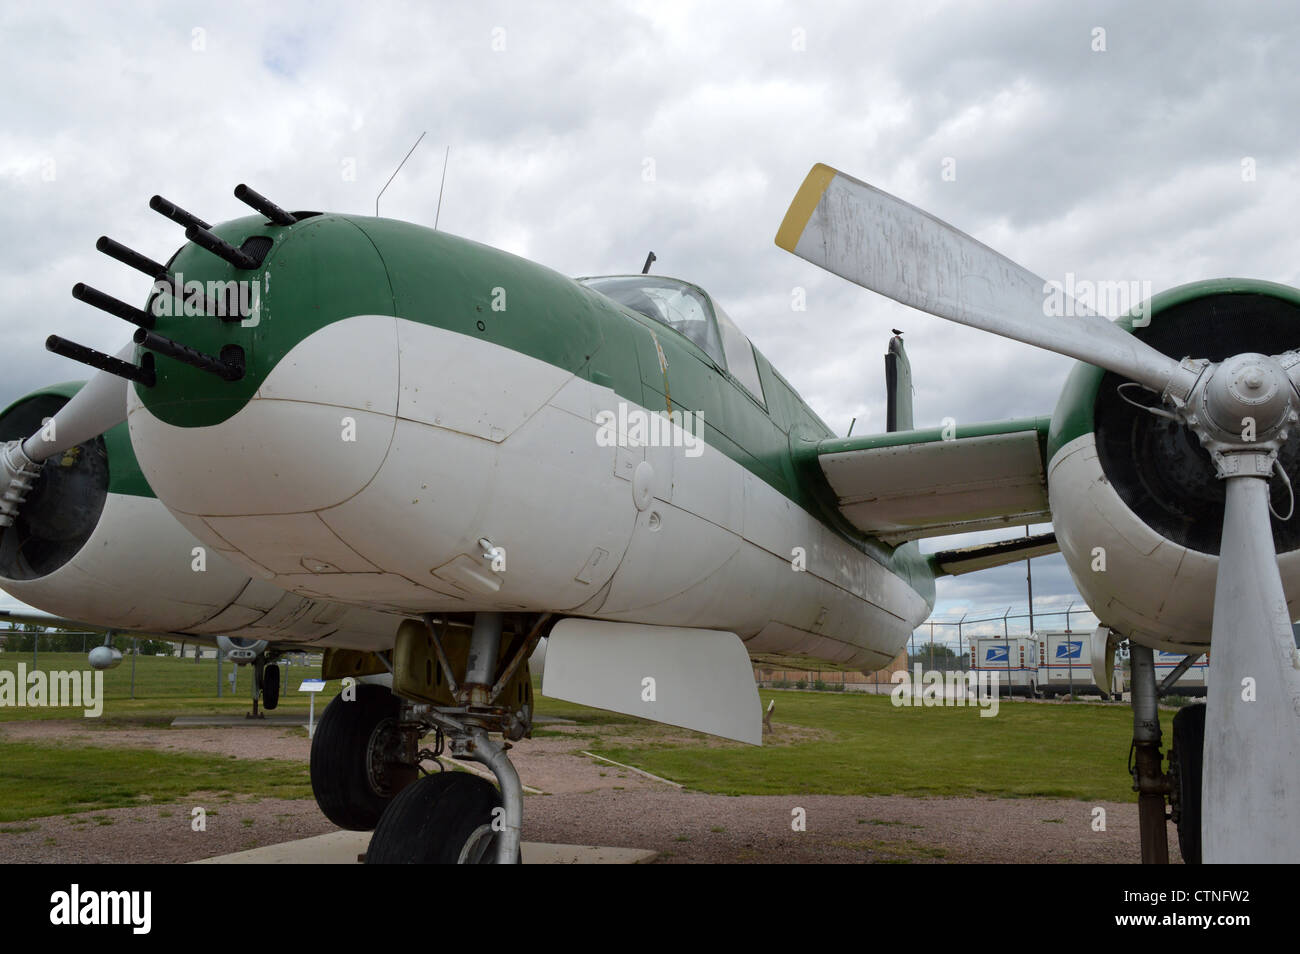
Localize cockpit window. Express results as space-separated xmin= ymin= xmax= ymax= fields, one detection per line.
xmin=580 ymin=276 xmax=726 ymax=367
xmin=713 ymin=303 xmax=765 ymax=405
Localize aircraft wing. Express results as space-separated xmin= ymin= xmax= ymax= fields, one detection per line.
xmin=812 ymin=416 xmax=1053 ymax=545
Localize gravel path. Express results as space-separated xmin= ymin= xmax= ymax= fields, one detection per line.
xmin=0 ymin=719 xmax=1179 ymax=863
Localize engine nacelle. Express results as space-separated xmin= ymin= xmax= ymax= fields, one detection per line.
xmin=216 ymin=635 xmax=269 ymax=663
xmin=0 ymin=383 xmax=405 ymax=654
xmin=1048 ymin=280 xmax=1300 ymax=652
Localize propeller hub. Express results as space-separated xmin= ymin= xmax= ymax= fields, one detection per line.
xmin=1200 ymin=352 xmax=1294 ymax=444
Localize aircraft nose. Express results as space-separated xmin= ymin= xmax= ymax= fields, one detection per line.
xmin=128 ymin=313 xmax=400 ymax=518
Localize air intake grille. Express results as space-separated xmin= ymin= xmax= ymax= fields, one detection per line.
xmin=1094 ymin=292 xmax=1300 ymax=555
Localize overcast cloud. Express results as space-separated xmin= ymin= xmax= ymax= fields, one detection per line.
xmin=3 ymin=0 xmax=1296 ymax=642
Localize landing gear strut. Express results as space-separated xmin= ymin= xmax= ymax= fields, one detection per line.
xmin=1129 ymin=644 xmax=1171 ymax=863
xmin=364 ymin=611 xmax=544 ymax=864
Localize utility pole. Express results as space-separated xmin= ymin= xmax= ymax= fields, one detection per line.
xmin=1025 ymin=525 xmax=1035 ymax=634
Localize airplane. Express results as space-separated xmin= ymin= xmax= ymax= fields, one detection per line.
xmin=0 ymin=167 xmax=1294 ymax=865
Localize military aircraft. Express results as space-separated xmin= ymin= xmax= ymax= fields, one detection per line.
xmin=0 ymin=166 xmax=1294 ymax=864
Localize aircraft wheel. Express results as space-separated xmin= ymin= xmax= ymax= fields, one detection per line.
xmin=262 ymin=663 xmax=280 ymax=710
xmin=366 ymin=772 xmax=520 ymax=864
xmin=310 ymin=684 xmax=417 ymax=830
xmin=1170 ymin=702 xmax=1205 ymax=865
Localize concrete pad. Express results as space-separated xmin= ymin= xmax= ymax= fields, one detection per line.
xmin=170 ymin=715 xmax=308 ymax=727
xmin=193 ymin=829 xmax=657 ymax=864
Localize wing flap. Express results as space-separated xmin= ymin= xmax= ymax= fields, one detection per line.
xmin=930 ymin=531 xmax=1059 ymax=576
xmin=815 ymin=417 xmax=1052 ymax=543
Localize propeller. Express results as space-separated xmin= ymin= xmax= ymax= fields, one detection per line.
xmin=0 ymin=343 xmax=133 ymax=528
xmin=1202 ymin=471 xmax=1300 ymax=861
xmin=774 ymin=164 xmax=1205 ymax=399
xmin=777 ymin=163 xmax=1300 ymax=862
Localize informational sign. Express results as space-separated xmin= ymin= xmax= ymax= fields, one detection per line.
xmin=300 ymin=679 xmax=327 ymax=737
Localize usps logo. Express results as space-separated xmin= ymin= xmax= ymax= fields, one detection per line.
xmin=1055 ymin=641 xmax=1082 ymax=659
xmin=985 ymin=646 xmax=1009 ymax=663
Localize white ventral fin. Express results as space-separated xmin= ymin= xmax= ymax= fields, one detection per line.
xmin=542 ymin=620 xmax=762 ymax=746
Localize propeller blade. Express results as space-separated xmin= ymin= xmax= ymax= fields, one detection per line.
xmin=1 ymin=344 xmax=134 ymax=527
xmin=775 ymin=164 xmax=1190 ymax=396
xmin=1201 ymin=470 xmax=1300 ymax=862
xmin=21 ymin=344 xmax=133 ymax=463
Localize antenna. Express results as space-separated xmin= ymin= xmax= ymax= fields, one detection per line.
xmin=376 ymin=131 xmax=426 ymax=217
xmin=434 ymin=146 xmax=450 ymax=230
xmin=642 ymin=251 xmax=656 ymax=274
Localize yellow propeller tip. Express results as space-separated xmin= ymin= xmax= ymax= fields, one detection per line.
xmin=774 ymin=163 xmax=837 ymax=252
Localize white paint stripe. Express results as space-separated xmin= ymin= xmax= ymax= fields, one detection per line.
xmin=582 ymin=750 xmax=683 ymax=788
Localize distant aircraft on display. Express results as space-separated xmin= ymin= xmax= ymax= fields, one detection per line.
xmin=1 ymin=167 xmax=1295 ymax=863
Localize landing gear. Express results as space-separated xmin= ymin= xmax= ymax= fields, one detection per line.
xmin=361 ymin=611 xmax=545 ymax=863
xmin=1128 ymin=643 xmax=1175 ymax=863
xmin=247 ymin=655 xmax=282 ymax=718
xmin=1169 ymin=703 xmax=1206 ymax=865
xmin=262 ymin=662 xmax=280 ymax=710
xmin=308 ymin=612 xmax=543 ymax=858
xmin=310 ymin=683 xmax=419 ymax=830
xmin=367 ymin=770 xmax=521 ymax=864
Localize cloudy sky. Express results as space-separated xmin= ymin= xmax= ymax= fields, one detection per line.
xmin=3 ymin=0 xmax=1298 ymax=644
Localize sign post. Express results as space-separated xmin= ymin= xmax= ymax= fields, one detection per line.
xmin=300 ymin=679 xmax=326 ymax=738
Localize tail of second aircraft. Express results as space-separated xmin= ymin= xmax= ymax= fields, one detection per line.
xmin=885 ymin=334 xmax=912 ymax=432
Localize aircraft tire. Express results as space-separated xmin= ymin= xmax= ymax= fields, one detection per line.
xmin=262 ymin=663 xmax=280 ymax=710
xmin=310 ymin=685 xmax=415 ymax=830
xmin=365 ymin=772 xmax=521 ymax=864
xmin=1170 ymin=702 xmax=1206 ymax=865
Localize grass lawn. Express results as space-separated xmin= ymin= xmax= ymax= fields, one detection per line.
xmin=587 ymin=689 xmax=1141 ymax=803
xmin=0 ymin=655 xmax=1143 ymax=815
xmin=0 ymin=741 xmax=313 ymax=822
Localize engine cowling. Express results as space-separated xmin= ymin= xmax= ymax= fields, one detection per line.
xmin=216 ymin=635 xmax=269 ymax=663
xmin=1047 ymin=279 xmax=1300 ymax=652
xmin=1 ymin=382 xmax=253 ymax=627
xmin=0 ymin=383 xmax=404 ymax=653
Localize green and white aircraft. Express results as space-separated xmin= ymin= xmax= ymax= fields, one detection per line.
xmin=2 ymin=168 xmax=1297 ymax=864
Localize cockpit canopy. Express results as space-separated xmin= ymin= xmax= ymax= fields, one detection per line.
xmin=577 ymin=275 xmax=765 ymax=404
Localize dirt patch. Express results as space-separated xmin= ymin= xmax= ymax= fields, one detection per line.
xmin=0 ymin=719 xmax=313 ymax=761
xmin=523 ymin=791 xmax=1181 ymax=863
xmin=0 ymin=789 xmax=1175 ymax=864
xmin=0 ymin=795 xmax=333 ymax=864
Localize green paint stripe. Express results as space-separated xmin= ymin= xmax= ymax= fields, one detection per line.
xmin=818 ymin=416 xmax=1051 ymax=460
